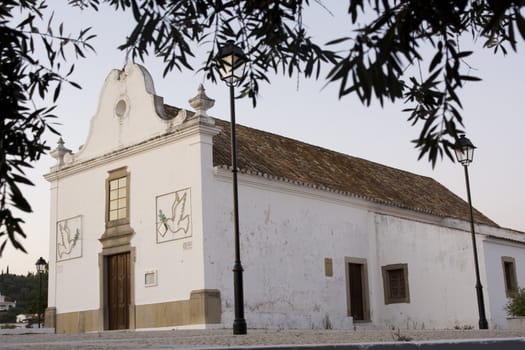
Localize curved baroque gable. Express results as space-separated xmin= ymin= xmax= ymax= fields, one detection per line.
xmin=74 ymin=63 xmax=171 ymax=162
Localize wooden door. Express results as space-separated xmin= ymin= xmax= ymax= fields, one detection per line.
xmin=348 ymin=263 xmax=364 ymax=321
xmin=107 ymin=252 xmax=130 ymax=330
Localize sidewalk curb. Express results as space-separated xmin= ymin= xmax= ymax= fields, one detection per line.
xmin=220 ymin=338 xmax=525 ymax=350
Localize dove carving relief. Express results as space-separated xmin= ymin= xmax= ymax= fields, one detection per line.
xmin=56 ymin=216 xmax=82 ymax=261
xmin=156 ymin=188 xmax=192 ymax=243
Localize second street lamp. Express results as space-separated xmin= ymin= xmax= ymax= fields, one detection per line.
xmin=454 ymin=135 xmax=489 ymax=330
xmin=215 ymin=40 xmax=249 ymax=335
xmin=35 ymin=257 xmax=47 ymax=329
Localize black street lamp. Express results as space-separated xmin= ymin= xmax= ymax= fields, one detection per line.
xmin=454 ymin=135 xmax=489 ymax=330
xmin=215 ymin=40 xmax=248 ymax=335
xmin=35 ymin=257 xmax=47 ymax=329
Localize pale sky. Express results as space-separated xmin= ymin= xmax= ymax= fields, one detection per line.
xmin=2 ymin=2 xmax=524 ymax=274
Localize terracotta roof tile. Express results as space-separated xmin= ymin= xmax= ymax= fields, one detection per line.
xmin=212 ymin=118 xmax=497 ymax=227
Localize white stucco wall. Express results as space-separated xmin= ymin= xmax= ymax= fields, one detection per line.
xmin=203 ymin=171 xmax=375 ymax=329
xmin=203 ymin=169 xmax=521 ymax=330
xmin=372 ymin=214 xmax=488 ymax=329
xmin=50 ymin=169 xmax=106 ymax=312
xmin=125 ymin=134 xmax=208 ymax=306
xmin=46 ymin=63 xmax=214 ymax=317
xmin=483 ymin=239 xmax=525 ymax=328
xmin=48 ymin=136 xmax=210 ymax=314
xmin=205 ymin=169 xmax=398 ymax=328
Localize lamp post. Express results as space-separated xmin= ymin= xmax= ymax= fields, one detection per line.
xmin=454 ymin=135 xmax=489 ymax=330
xmin=35 ymin=257 xmax=47 ymax=329
xmin=215 ymin=40 xmax=248 ymax=335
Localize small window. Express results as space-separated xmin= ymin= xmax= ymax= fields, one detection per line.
xmin=100 ymin=167 xmax=133 ymax=248
xmin=502 ymin=256 xmax=518 ymax=297
xmin=109 ymin=177 xmax=128 ymax=221
xmin=382 ymin=264 xmax=410 ymax=304
xmin=106 ymin=167 xmax=130 ymax=227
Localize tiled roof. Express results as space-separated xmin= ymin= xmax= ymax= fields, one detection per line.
xmin=212 ymin=118 xmax=497 ymax=227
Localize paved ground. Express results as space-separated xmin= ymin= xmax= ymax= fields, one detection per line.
xmin=1 ymin=329 xmax=524 ymax=350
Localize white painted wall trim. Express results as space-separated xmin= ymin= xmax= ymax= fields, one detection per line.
xmin=483 ymin=236 xmax=525 ymax=249
xmin=45 ymin=120 xmax=221 ymax=182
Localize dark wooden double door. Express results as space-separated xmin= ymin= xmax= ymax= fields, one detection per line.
xmin=107 ymin=253 xmax=130 ymax=330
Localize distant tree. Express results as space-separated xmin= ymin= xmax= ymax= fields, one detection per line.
xmin=0 ymin=0 xmax=95 ymax=253
xmin=0 ymin=271 xmax=47 ymax=323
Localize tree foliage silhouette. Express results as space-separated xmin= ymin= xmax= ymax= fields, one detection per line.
xmin=2 ymin=0 xmax=524 ymax=252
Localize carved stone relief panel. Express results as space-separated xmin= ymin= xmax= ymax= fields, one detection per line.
xmin=156 ymin=188 xmax=192 ymax=243
xmin=57 ymin=215 xmax=82 ymax=261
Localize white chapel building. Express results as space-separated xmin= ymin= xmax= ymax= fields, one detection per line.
xmin=44 ymin=63 xmax=525 ymax=333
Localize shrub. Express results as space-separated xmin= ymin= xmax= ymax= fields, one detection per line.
xmin=506 ymin=288 xmax=525 ymax=317
xmin=0 ymin=324 xmax=16 ymax=329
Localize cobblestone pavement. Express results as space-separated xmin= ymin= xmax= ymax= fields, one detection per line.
xmin=1 ymin=329 xmax=524 ymax=350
